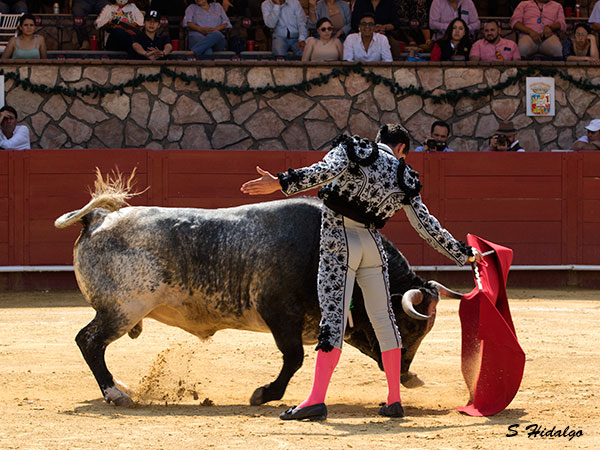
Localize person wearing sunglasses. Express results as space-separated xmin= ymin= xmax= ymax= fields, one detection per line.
xmin=343 ymin=12 xmax=392 ymax=62
xmin=510 ymin=0 xmax=566 ymax=59
xmin=302 ymin=17 xmax=344 ymax=61
xmin=307 ymin=0 xmax=351 ymax=41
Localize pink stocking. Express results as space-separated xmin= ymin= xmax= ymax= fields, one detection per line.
xmin=382 ymin=348 xmax=402 ymax=405
xmin=298 ymin=348 xmax=341 ymax=408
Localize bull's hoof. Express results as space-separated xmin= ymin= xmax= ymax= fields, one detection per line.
xmin=250 ymin=384 xmax=271 ymax=405
xmin=104 ymin=386 xmax=133 ymax=407
xmin=401 ymin=371 xmax=425 ymax=389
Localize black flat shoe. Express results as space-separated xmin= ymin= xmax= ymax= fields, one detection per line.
xmin=378 ymin=401 xmax=404 ymax=418
xmin=279 ymin=403 xmax=327 ymax=421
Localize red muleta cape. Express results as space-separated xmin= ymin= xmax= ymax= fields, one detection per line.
xmin=457 ymin=234 xmax=526 ymax=416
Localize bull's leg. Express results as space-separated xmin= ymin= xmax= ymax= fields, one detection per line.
xmin=75 ymin=309 xmax=135 ymax=406
xmin=249 ymin=319 xmax=304 ymax=405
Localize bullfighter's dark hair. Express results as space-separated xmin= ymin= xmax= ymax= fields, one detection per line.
xmin=0 ymin=105 xmax=18 ymax=120
xmin=376 ymin=124 xmax=410 ymax=154
xmin=431 ymin=120 xmax=450 ymax=135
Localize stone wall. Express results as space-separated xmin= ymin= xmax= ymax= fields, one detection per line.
xmin=2 ymin=61 xmax=600 ymax=151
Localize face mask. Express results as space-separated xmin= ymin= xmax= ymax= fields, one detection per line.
xmin=116 ymin=0 xmax=128 ymax=6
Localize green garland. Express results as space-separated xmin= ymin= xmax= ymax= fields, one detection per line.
xmin=1 ymin=64 xmax=599 ymax=103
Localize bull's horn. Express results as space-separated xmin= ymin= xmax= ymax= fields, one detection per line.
xmin=402 ymin=289 xmax=430 ymax=320
xmin=429 ymin=281 xmax=463 ymax=299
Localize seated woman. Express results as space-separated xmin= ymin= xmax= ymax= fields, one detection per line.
xmin=95 ymin=0 xmax=144 ymax=52
xmin=302 ymin=17 xmax=344 ymax=61
xmin=563 ymin=23 xmax=600 ymax=63
xmin=184 ymin=0 xmax=232 ymax=57
xmin=1 ymin=13 xmax=47 ymax=60
xmin=430 ymin=17 xmax=471 ymax=61
xmin=308 ymin=0 xmax=351 ymax=41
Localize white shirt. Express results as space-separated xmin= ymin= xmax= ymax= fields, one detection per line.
xmin=0 ymin=125 xmax=30 ymax=150
xmin=262 ymin=0 xmax=308 ymax=41
xmin=343 ymin=32 xmax=392 ymax=62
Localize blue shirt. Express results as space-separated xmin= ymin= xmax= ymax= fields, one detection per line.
xmin=184 ymin=3 xmax=232 ymax=39
xmin=262 ymin=0 xmax=308 ymax=41
xmin=414 ymin=146 xmax=454 ymax=152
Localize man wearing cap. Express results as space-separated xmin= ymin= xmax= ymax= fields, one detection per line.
xmin=470 ymin=20 xmax=521 ymax=62
xmin=488 ymin=121 xmax=525 ymax=152
xmin=131 ymin=10 xmax=173 ymax=60
xmin=573 ymin=119 xmax=600 ymax=151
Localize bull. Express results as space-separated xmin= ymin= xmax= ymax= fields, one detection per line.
xmin=55 ymin=172 xmax=461 ymax=407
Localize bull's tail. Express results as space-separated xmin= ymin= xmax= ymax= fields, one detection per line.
xmin=54 ymin=168 xmax=141 ymax=229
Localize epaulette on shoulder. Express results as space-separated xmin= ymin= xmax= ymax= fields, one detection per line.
xmin=333 ymin=134 xmax=379 ymax=167
xmin=398 ymin=159 xmax=422 ymax=204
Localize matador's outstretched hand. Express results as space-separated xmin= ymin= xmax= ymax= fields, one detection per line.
xmin=240 ymin=166 xmax=281 ymax=195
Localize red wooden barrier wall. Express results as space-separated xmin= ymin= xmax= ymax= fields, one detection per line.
xmin=1 ymin=149 xmax=599 ymax=268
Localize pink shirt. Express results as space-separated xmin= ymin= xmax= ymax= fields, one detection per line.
xmin=429 ymin=0 xmax=480 ymax=40
xmin=470 ymin=37 xmax=521 ymax=61
xmin=510 ymin=0 xmax=566 ymax=34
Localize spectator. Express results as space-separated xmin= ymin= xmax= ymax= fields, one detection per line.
xmin=72 ymin=0 xmax=109 ymax=50
xmin=262 ymin=0 xmax=308 ymax=57
xmin=470 ymin=19 xmax=520 ymax=62
xmin=95 ymin=0 xmax=144 ymax=52
xmin=414 ymin=120 xmax=454 ymax=152
xmin=184 ymin=0 xmax=232 ymax=57
xmin=589 ymin=0 xmax=600 ymax=33
xmin=1 ymin=13 xmax=47 ymax=60
xmin=396 ymin=0 xmax=433 ymax=52
xmin=149 ymin=0 xmax=188 ymax=40
xmin=429 ymin=0 xmax=480 ymax=40
xmin=302 ymin=17 xmax=343 ymax=60
xmin=573 ymin=119 xmax=600 ymax=151
xmin=131 ymin=10 xmax=173 ymax=60
xmin=562 ymin=22 xmax=599 ymax=63
xmin=488 ymin=121 xmax=525 ymax=152
xmin=430 ymin=17 xmax=471 ymax=61
xmin=0 ymin=0 xmax=27 ymax=14
xmin=343 ymin=12 xmax=392 ymax=62
xmin=0 ymin=106 xmax=30 ymax=150
xmin=307 ymin=0 xmax=351 ymax=41
xmin=351 ymin=0 xmax=401 ymax=57
xmin=510 ymin=0 xmax=566 ymax=59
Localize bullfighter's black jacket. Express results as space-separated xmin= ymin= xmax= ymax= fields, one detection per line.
xmin=278 ymin=134 xmax=471 ymax=266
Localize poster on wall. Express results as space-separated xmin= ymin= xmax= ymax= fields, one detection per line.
xmin=526 ymin=77 xmax=555 ymax=117
xmin=0 ymin=75 xmax=4 ymax=108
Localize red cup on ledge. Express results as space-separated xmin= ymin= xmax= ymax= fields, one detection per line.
xmin=247 ymin=40 xmax=255 ymax=51
xmin=171 ymin=39 xmax=179 ymax=51
xmin=90 ymin=36 xmax=98 ymax=51
xmin=565 ymin=7 xmax=573 ymax=17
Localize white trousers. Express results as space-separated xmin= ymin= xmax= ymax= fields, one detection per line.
xmin=316 ymin=206 xmax=402 ymax=352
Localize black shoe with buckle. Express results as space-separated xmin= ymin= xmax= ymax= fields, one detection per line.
xmin=279 ymin=403 xmax=327 ymax=421
xmin=378 ymin=401 xmax=404 ymax=418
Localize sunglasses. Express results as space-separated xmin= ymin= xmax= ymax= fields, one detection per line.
xmin=319 ymin=26 xmax=334 ymax=31
xmin=359 ymin=22 xmax=375 ymax=27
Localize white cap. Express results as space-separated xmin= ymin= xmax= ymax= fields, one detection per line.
xmin=585 ymin=119 xmax=600 ymax=132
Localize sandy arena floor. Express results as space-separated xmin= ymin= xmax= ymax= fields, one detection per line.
xmin=0 ymin=289 xmax=598 ymax=449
